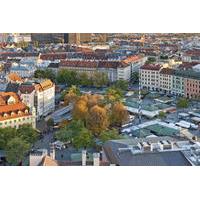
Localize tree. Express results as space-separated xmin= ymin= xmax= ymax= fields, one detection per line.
xmin=78 ymin=72 xmax=92 ymax=86
xmin=86 ymin=105 xmax=109 ymax=135
xmin=0 ymin=128 xmax=17 ymax=150
xmin=177 ymin=98 xmax=189 ymax=109
xmin=105 ymin=87 xmax=123 ymax=104
xmin=87 ymin=94 xmax=102 ymax=108
xmin=99 ymin=129 xmax=121 ymax=143
xmin=73 ymin=128 xmax=94 ymax=149
xmin=158 ymin=111 xmax=166 ymax=119
xmin=56 ymin=69 xmax=78 ymax=86
xmin=34 ymin=69 xmax=55 ymax=81
xmin=92 ymin=71 xmax=109 ymax=88
xmin=17 ymin=125 xmax=39 ymax=144
xmin=6 ymin=137 xmax=30 ymax=165
xmin=113 ymin=80 xmax=129 ymax=91
xmin=64 ymin=85 xmax=81 ymax=105
xmin=73 ymin=99 xmax=88 ymax=122
xmin=111 ymin=102 xmax=129 ymax=126
xmin=55 ymin=120 xmax=84 ymax=143
xmin=146 ymin=57 xmax=156 ymax=64
xmin=55 ymin=126 xmax=74 ymax=143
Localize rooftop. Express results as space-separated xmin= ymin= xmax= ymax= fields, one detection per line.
xmin=103 ymin=137 xmax=193 ymax=166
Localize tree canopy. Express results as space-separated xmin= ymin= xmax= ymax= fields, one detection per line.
xmin=6 ymin=137 xmax=30 ymax=165
xmin=34 ymin=69 xmax=55 ymax=81
xmin=177 ymin=98 xmax=189 ymax=109
xmin=99 ymin=129 xmax=121 ymax=143
xmin=111 ymin=102 xmax=129 ymax=126
xmin=86 ymin=105 xmax=110 ymax=135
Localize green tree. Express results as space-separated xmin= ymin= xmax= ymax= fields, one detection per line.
xmin=6 ymin=137 xmax=30 ymax=165
xmin=55 ymin=126 xmax=74 ymax=143
xmin=158 ymin=111 xmax=166 ymax=119
xmin=0 ymin=128 xmax=17 ymax=150
xmin=177 ymin=98 xmax=189 ymax=109
xmin=146 ymin=57 xmax=156 ymax=64
xmin=17 ymin=125 xmax=39 ymax=144
xmin=73 ymin=128 xmax=94 ymax=149
xmin=99 ymin=129 xmax=121 ymax=143
xmin=92 ymin=71 xmax=109 ymax=88
xmin=55 ymin=120 xmax=84 ymax=143
xmin=113 ymin=80 xmax=129 ymax=91
xmin=78 ymin=72 xmax=92 ymax=86
xmin=34 ymin=69 xmax=55 ymax=81
xmin=104 ymin=87 xmax=123 ymax=104
xmin=56 ymin=69 xmax=78 ymax=86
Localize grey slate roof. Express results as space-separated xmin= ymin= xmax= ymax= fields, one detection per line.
xmin=103 ymin=137 xmax=192 ymax=166
xmin=6 ymin=83 xmax=20 ymax=93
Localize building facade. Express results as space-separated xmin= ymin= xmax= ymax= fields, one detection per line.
xmin=140 ymin=64 xmax=162 ymax=91
xmin=18 ymin=79 xmax=55 ymax=120
xmin=159 ymin=68 xmax=174 ymax=94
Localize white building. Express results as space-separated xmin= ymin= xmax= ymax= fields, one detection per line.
xmin=18 ymin=79 xmax=55 ymax=120
xmin=140 ymin=64 xmax=162 ymax=91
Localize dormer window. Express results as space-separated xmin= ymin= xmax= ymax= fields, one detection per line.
xmin=3 ymin=113 xmax=7 ymax=118
xmin=25 ymin=109 xmax=28 ymax=114
xmin=18 ymin=111 xmax=22 ymax=115
xmin=11 ymin=112 xmax=15 ymax=116
xmin=7 ymin=96 xmax=16 ymax=105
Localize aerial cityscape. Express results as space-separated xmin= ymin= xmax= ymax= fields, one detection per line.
xmin=1 ymin=33 xmax=200 ymax=166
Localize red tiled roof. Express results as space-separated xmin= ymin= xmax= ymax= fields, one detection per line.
xmin=141 ymin=64 xmax=162 ymax=71
xmin=160 ymin=68 xmax=175 ymax=75
xmin=19 ymin=85 xmax=35 ymax=94
xmin=0 ymin=92 xmax=31 ymax=121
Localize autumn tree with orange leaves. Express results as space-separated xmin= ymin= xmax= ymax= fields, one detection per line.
xmin=111 ymin=102 xmax=129 ymax=126
xmin=73 ymin=99 xmax=88 ymax=122
xmin=86 ymin=105 xmax=109 ymax=135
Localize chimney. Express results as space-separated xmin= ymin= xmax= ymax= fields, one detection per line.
xmin=82 ymin=150 xmax=87 ymax=166
xmin=50 ymin=145 xmax=55 ymax=160
xmin=93 ymin=153 xmax=100 ymax=166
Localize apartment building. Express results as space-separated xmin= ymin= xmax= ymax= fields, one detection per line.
xmin=140 ymin=62 xmax=200 ymax=99
xmin=182 ymin=50 xmax=200 ymax=62
xmin=140 ymin=64 xmax=162 ymax=91
xmin=18 ymin=79 xmax=55 ymax=120
xmin=159 ymin=68 xmax=174 ymax=94
xmin=172 ymin=71 xmax=185 ymax=96
xmin=59 ymin=60 xmax=131 ymax=82
xmin=0 ymin=92 xmax=36 ymax=129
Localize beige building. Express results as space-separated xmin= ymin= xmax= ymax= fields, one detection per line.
xmin=59 ymin=60 xmax=131 ymax=82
